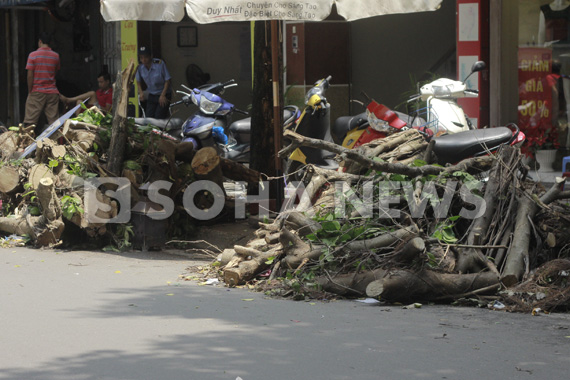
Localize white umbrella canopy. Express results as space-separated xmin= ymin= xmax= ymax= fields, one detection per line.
xmin=100 ymin=0 xmax=442 ymax=22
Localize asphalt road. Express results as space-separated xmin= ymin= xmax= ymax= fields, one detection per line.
xmin=1 ymin=247 xmax=569 ymax=380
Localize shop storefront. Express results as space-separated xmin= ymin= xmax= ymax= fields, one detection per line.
xmin=518 ymin=0 xmax=570 ymax=172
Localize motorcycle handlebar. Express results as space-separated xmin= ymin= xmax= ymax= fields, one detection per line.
xmin=234 ymin=108 xmax=249 ymax=115
xmin=465 ymin=89 xmax=479 ymax=94
xmin=170 ymin=100 xmax=184 ymax=108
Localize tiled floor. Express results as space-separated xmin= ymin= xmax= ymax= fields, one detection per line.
xmin=528 ymin=170 xmax=569 ymax=188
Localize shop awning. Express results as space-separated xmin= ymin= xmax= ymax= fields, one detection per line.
xmin=100 ymin=0 xmax=442 ymax=23
xmin=0 ymin=0 xmax=46 ymax=7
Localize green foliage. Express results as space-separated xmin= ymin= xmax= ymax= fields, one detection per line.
xmin=61 ymin=195 xmax=84 ymax=220
xmin=123 ymin=160 xmax=142 ymax=171
xmin=104 ymin=224 xmax=135 ymax=252
xmin=64 ymin=153 xmax=97 ymax=179
xmin=73 ymin=107 xmax=112 ymax=127
xmin=431 ymin=215 xmax=460 ymax=244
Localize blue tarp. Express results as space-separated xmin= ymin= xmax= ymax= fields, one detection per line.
xmin=0 ymin=0 xmax=46 ymax=8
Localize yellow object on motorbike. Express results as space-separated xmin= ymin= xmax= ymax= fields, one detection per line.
xmin=342 ymin=128 xmax=366 ymax=149
xmin=288 ymin=148 xmax=307 ymax=165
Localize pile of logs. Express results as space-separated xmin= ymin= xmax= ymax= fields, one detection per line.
xmin=219 ymin=128 xmax=570 ymax=310
xmin=0 ymin=62 xmax=260 ymax=248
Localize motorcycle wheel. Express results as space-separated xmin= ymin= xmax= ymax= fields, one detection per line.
xmin=284 ymin=160 xmax=309 ymax=185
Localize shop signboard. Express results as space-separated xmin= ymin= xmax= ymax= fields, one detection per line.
xmin=121 ymin=20 xmax=139 ymax=117
xmin=518 ymin=47 xmax=553 ymax=131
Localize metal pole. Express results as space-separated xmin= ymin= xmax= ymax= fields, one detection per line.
xmin=5 ymin=11 xmax=13 ymax=125
xmin=10 ymin=9 xmax=20 ymax=123
xmin=271 ymin=20 xmax=283 ymax=210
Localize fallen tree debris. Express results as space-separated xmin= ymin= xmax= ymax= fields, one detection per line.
xmin=210 ymin=128 xmax=570 ymax=312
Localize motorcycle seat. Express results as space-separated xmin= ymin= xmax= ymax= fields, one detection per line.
xmin=229 ymin=108 xmax=298 ymax=135
xmin=432 ymin=127 xmax=513 ymax=164
xmin=230 ymin=118 xmax=250 ymax=134
xmin=332 ymin=112 xmax=368 ymax=145
xmin=133 ymin=117 xmax=185 ymax=131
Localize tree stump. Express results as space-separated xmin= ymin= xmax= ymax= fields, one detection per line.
xmin=0 ymin=166 xmax=20 ymax=194
xmin=28 ymin=164 xmax=56 ymax=191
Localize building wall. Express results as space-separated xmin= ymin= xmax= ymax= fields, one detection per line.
xmin=350 ymin=0 xmax=457 ymax=114
xmin=160 ymin=22 xmax=252 ymax=122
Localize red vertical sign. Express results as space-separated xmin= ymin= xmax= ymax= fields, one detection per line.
xmin=456 ymin=0 xmax=489 ymax=128
xmin=518 ymin=48 xmax=553 ymax=131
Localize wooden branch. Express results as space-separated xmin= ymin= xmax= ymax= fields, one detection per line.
xmin=343 ymin=225 xmax=419 ymax=253
xmin=502 ymin=178 xmax=568 ymax=287
xmin=392 ymin=237 xmax=425 ymax=263
xmin=280 ymin=129 xmax=495 ymax=177
xmin=280 ymin=227 xmax=322 ymax=269
xmin=223 ymin=245 xmax=281 ymax=286
xmin=314 ymin=268 xmax=386 ymax=297
xmin=457 ymin=147 xmax=515 ymax=274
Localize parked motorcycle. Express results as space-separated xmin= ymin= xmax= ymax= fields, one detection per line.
xmin=135 ymin=80 xmax=299 ymax=164
xmin=284 ymin=76 xmax=340 ymax=182
xmin=333 ymin=60 xmax=488 ymax=151
xmin=284 ymin=63 xmax=525 ymax=179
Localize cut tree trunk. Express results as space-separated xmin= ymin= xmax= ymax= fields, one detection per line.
xmin=501 ymin=178 xmax=567 ymax=287
xmin=107 ymin=59 xmax=135 ymax=176
xmin=223 ymin=244 xmax=281 ymax=286
xmin=0 ymin=166 xmax=20 ymax=194
xmin=28 ymin=164 xmax=56 ymax=191
xmin=36 ymin=138 xmax=66 ymax=164
xmin=191 ymin=147 xmax=227 ymax=212
xmin=391 ymin=237 xmax=426 ymax=263
xmin=220 ymin=158 xmax=261 ymax=185
xmin=0 ymin=177 xmax=64 ymax=247
xmin=0 ymin=131 xmax=20 ymax=160
xmin=315 ymin=268 xmax=386 ymax=297
xmin=366 ymin=269 xmax=500 ymax=302
xmin=57 ymin=171 xmax=118 ymax=236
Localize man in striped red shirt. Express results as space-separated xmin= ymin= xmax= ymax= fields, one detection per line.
xmin=23 ymin=32 xmax=61 ymax=128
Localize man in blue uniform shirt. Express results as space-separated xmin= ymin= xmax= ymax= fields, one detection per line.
xmin=136 ymin=46 xmax=172 ymax=119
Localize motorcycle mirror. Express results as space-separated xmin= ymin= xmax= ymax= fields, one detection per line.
xmin=471 ymin=61 xmax=486 ymax=72
xmin=463 ymin=61 xmax=486 ymax=84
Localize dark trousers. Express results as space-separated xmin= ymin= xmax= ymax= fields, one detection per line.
xmin=145 ymin=93 xmax=171 ymax=119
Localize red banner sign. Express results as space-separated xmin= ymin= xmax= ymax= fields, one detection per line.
xmin=518 ymin=47 xmax=553 ymax=130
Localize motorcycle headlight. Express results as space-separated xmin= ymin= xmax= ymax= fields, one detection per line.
xmin=367 ymin=110 xmax=392 ymax=133
xmin=432 ymin=85 xmax=452 ymax=98
xmin=200 ymin=97 xmax=222 ymax=114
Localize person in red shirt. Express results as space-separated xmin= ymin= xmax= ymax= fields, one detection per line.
xmin=61 ymin=72 xmax=113 ymax=114
xmin=23 ymin=32 xmax=61 ymax=128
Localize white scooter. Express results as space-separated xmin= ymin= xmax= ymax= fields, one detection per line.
xmin=410 ymin=60 xmax=486 ymax=134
